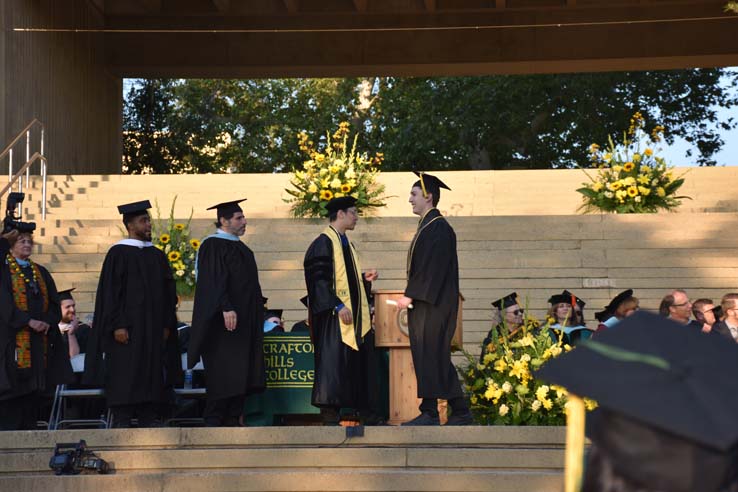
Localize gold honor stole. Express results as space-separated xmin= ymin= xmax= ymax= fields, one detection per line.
xmin=323 ymin=226 xmax=371 ymax=351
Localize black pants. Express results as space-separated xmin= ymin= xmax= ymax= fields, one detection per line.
xmin=203 ymin=395 xmax=245 ymax=427
xmin=0 ymin=394 xmax=40 ymax=430
xmin=110 ymin=402 xmax=158 ymax=428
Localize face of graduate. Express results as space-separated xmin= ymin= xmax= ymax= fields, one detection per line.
xmin=338 ymin=207 xmax=359 ymax=231
xmin=127 ymin=214 xmax=152 ymax=241
xmin=61 ymin=299 xmax=76 ymax=323
xmin=409 ymin=186 xmax=433 ymax=216
xmin=10 ymin=234 xmax=33 ymax=260
xmin=221 ymin=212 xmax=247 ymax=236
xmin=504 ymin=305 xmax=524 ymax=329
xmin=555 ymin=303 xmax=572 ymax=323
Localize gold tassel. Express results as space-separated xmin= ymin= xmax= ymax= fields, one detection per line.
xmin=565 ymin=395 xmax=586 ymax=492
xmin=419 ymin=174 xmax=428 ymax=197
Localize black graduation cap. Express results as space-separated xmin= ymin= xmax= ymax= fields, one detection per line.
xmin=264 ymin=309 xmax=283 ymax=321
xmin=548 ymin=293 xmax=572 ymax=305
xmin=412 ymin=171 xmax=451 ymax=199
xmin=594 ymin=289 xmax=634 ymax=322
xmin=325 ymin=196 xmax=357 ymax=214
xmin=206 ymin=198 xmax=246 ymax=219
xmin=58 ymin=288 xmax=75 ymax=302
xmin=491 ymin=292 xmax=519 ymax=310
xmin=117 ymin=200 xmax=151 ymax=220
xmin=536 ymin=311 xmax=738 ymax=491
xmin=562 ymin=290 xmax=586 ymax=310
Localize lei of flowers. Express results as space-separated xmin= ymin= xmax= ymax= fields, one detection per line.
xmin=460 ymin=315 xmax=595 ymax=425
xmin=577 ymin=112 xmax=689 ymax=213
xmin=285 ymin=122 xmax=388 ymax=218
xmin=152 ymin=197 xmax=200 ymax=297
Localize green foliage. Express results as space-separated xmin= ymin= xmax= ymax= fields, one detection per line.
xmin=122 ymin=70 xmax=737 ymax=174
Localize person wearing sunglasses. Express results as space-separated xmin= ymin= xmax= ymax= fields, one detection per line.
xmin=688 ymin=298 xmax=717 ymax=333
xmin=478 ymin=292 xmax=524 ymax=363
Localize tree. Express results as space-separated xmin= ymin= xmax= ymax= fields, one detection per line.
xmin=122 ymin=69 xmax=737 ymax=173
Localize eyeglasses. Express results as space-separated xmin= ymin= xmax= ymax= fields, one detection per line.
xmin=506 ymin=309 xmax=524 ymax=316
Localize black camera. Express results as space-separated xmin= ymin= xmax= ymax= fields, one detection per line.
xmin=49 ymin=440 xmax=109 ymax=475
xmin=3 ymin=192 xmax=36 ymax=234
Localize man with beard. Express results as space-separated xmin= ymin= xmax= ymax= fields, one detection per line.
xmin=57 ymin=288 xmax=91 ymax=358
xmin=395 ymin=172 xmax=471 ymax=426
xmin=83 ymin=200 xmax=180 ymax=428
xmin=303 ymin=196 xmax=377 ymax=425
xmin=188 ymin=199 xmax=265 ymax=427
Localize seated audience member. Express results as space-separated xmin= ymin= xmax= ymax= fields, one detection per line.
xmin=658 ymin=289 xmax=692 ymax=324
xmin=263 ymin=308 xmax=285 ymax=333
xmin=547 ymin=291 xmax=592 ymax=346
xmin=595 ymin=289 xmax=639 ymax=332
xmin=479 ymin=292 xmax=523 ymax=363
xmin=689 ymin=298 xmax=717 ymax=333
xmin=711 ymin=293 xmax=738 ymax=343
xmin=290 ymin=295 xmax=311 ymax=332
xmin=563 ymin=289 xmax=587 ymax=326
xmin=57 ymin=288 xmax=91 ymax=358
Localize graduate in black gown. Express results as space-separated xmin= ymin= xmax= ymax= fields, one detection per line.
xmin=188 ymin=199 xmax=265 ymax=427
xmin=303 ymin=196 xmax=377 ymax=425
xmin=395 ymin=172 xmax=472 ymax=426
xmin=83 ymin=201 xmax=181 ymax=427
xmin=0 ymin=230 xmax=73 ymax=430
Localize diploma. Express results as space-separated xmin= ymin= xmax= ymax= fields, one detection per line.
xmin=386 ymin=299 xmax=413 ymax=309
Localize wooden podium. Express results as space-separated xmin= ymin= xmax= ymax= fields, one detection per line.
xmin=373 ymin=290 xmax=463 ymax=425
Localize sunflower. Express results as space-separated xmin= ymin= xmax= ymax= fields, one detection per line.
xmin=340 ymin=184 xmax=352 ymax=193
xmin=159 ymin=234 xmax=170 ymax=244
xmin=174 ymin=223 xmax=185 ymax=231
xmin=168 ymin=251 xmax=181 ymax=262
xmin=623 ymin=162 xmax=635 ymax=172
xmin=189 ymin=239 xmax=200 ymax=250
xmin=627 ymin=186 xmax=639 ymax=197
xmin=319 ymin=189 xmax=333 ymax=201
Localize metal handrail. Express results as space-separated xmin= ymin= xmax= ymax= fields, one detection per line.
xmin=0 ymin=152 xmax=48 ymax=220
xmin=1 ymin=119 xmax=47 ymax=220
xmin=0 ymin=119 xmax=43 ymax=162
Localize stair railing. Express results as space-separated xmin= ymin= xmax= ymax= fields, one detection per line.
xmin=0 ymin=119 xmax=47 ymax=220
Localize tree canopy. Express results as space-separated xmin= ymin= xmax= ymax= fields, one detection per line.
xmin=122 ymin=70 xmax=737 ymax=174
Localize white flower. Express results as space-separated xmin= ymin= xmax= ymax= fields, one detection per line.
xmin=498 ymin=404 xmax=509 ymax=416
xmin=521 ymin=354 xmax=531 ymax=362
xmin=176 ymin=270 xmax=185 ymax=277
xmin=604 ymin=191 xmax=614 ymax=198
xmin=330 ymin=178 xmax=342 ymax=189
xmin=634 ymin=196 xmax=642 ymax=203
xmin=531 ymin=400 xmax=542 ymax=412
xmin=651 ymin=178 xmax=658 ymax=186
xmin=502 ymin=381 xmax=512 ymax=393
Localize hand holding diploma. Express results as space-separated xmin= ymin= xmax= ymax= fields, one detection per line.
xmin=389 ymin=296 xmax=414 ymax=310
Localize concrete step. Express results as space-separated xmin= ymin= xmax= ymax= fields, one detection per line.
xmin=0 ymin=427 xmax=564 ymax=492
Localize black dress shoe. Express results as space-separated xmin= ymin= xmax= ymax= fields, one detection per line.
xmin=445 ymin=409 xmax=473 ymax=426
xmin=401 ymin=412 xmax=440 ymax=426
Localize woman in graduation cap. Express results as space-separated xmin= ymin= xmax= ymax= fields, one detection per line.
xmin=188 ymin=198 xmax=265 ymax=427
xmin=547 ymin=291 xmax=593 ymax=346
xmin=395 ymin=172 xmax=472 ymax=426
xmin=0 ymin=229 xmax=73 ymax=430
xmin=479 ymin=292 xmax=524 ymax=363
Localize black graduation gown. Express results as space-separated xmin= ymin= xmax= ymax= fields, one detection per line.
xmin=304 ymin=232 xmax=370 ymax=409
xmin=0 ymin=253 xmax=73 ymax=400
xmin=188 ymin=237 xmax=265 ymax=401
xmin=405 ymin=208 xmax=463 ymax=400
xmin=83 ymin=244 xmax=180 ymax=407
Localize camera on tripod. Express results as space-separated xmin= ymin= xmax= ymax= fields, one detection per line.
xmin=3 ymin=192 xmax=36 ymax=234
xmin=48 ymin=440 xmax=110 ymax=475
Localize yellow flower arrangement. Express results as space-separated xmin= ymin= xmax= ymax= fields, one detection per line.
xmin=285 ymin=122 xmax=388 ymax=218
xmin=577 ymin=111 xmax=689 ymax=213
xmin=152 ymin=196 xmax=201 ymax=297
xmin=459 ymin=312 xmax=591 ymax=425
